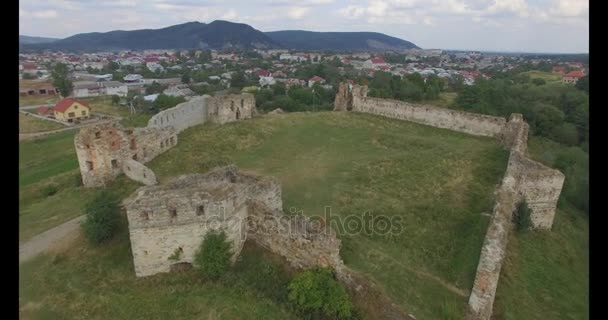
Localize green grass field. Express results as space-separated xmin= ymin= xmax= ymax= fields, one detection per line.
xmin=19 ymin=113 xmax=65 ymax=133
xmin=79 ymin=96 xmax=152 ymax=127
xmin=19 ymin=112 xmax=587 ymax=319
xmin=19 ymin=95 xmax=58 ymax=108
xmin=520 ymin=70 xmax=563 ymax=84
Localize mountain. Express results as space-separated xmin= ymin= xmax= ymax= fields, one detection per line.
xmin=20 ymin=21 xmax=420 ymax=52
xmin=19 ymin=35 xmax=59 ymax=44
xmin=265 ymin=30 xmax=419 ymax=51
xmin=21 ymin=21 xmax=279 ymax=52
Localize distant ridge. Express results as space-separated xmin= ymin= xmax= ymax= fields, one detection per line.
xmin=264 ymin=30 xmax=419 ymax=51
xmin=20 ymin=20 xmax=419 ymax=52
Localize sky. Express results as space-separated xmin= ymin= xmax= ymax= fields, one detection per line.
xmin=19 ymin=0 xmax=589 ymax=53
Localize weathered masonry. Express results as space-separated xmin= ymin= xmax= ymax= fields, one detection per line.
xmin=122 ymin=165 xmax=343 ymax=277
xmin=334 ymin=82 xmax=565 ymax=320
xmin=75 ymin=93 xmax=255 ymax=187
xmin=75 ymin=122 xmax=177 ymax=187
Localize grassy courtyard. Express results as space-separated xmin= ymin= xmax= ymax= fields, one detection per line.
xmin=19 ymin=111 xmax=587 ymax=319
xmin=20 ymin=111 xmax=509 ymax=319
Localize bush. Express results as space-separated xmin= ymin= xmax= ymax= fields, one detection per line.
xmin=41 ymin=184 xmax=58 ymax=197
xmin=82 ymin=191 xmax=121 ymax=245
xmin=513 ymin=200 xmax=533 ymax=231
xmin=288 ymin=268 xmax=353 ymax=319
xmin=195 ymin=230 xmax=232 ymax=280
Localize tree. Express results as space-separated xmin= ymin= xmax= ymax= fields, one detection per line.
xmin=181 ymin=73 xmax=191 ymax=84
xmin=230 ymin=71 xmax=247 ymax=88
xmin=51 ymin=63 xmax=73 ymax=97
xmin=288 ymin=268 xmax=353 ymax=319
xmin=82 ymin=191 xmax=121 ymax=245
xmin=111 ymin=95 xmax=120 ymax=105
xmin=145 ymin=82 xmax=166 ymax=95
xmin=153 ymin=94 xmax=185 ymax=111
xmin=195 ymin=230 xmax=232 ymax=280
xmin=532 ymin=78 xmax=546 ymax=86
xmin=575 ymin=75 xmax=589 ymax=93
xmin=513 ymin=199 xmax=533 ymax=232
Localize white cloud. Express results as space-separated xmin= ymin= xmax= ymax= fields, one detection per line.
xmin=550 ymin=0 xmax=589 ymax=17
xmin=20 ymin=9 xmax=58 ymax=19
xmin=222 ymin=9 xmax=238 ymax=20
xmin=287 ymin=7 xmax=310 ymax=19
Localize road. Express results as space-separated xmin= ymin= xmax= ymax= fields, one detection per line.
xmin=19 ymin=215 xmax=85 ymax=264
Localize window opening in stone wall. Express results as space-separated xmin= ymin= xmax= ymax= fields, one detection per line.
xmin=111 ymin=159 xmax=118 ymax=168
xmin=170 ymin=137 xmax=175 ymax=145
xmin=161 ymin=141 xmax=164 ymax=148
xmin=196 ymin=205 xmax=205 ymax=216
xmin=86 ymin=161 xmax=93 ymax=171
xmin=132 ymin=154 xmax=138 ymax=160
xmin=169 ymin=208 xmax=177 ymax=219
xmin=95 ymin=131 xmax=101 ymax=139
xmin=143 ymin=172 xmax=146 ymax=178
xmin=236 ymin=108 xmax=241 ymax=120
xmin=241 ymin=99 xmax=244 ymax=108
xmin=143 ymin=147 xmax=147 ymax=157
xmin=140 ymin=211 xmax=149 ymax=221
xmin=86 ymin=144 xmax=90 ymax=149
xmin=130 ymin=138 xmax=136 ymax=150
xmin=230 ymin=101 xmax=234 ymax=111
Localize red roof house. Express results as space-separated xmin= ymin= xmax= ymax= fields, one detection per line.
xmin=371 ymin=57 xmax=386 ymax=64
xmin=562 ymin=70 xmax=585 ymax=84
xmin=53 ymin=98 xmax=90 ymax=113
xmin=37 ymin=106 xmax=53 ymax=116
xmin=552 ymin=66 xmax=565 ymax=73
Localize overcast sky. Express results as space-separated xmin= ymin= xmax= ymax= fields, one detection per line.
xmin=19 ymin=0 xmax=588 ymax=53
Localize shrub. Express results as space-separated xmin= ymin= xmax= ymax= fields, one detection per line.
xmin=513 ymin=199 xmax=533 ymax=231
xmin=288 ymin=267 xmax=353 ymax=319
xmin=41 ymin=184 xmax=58 ymax=197
xmin=195 ymin=230 xmax=232 ymax=280
xmin=82 ymin=191 xmax=121 ymax=245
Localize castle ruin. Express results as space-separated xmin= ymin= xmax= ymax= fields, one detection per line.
xmin=75 ymin=93 xmax=256 ymax=187
xmin=334 ymin=82 xmax=565 ymax=320
xmin=122 ymin=165 xmax=343 ymax=277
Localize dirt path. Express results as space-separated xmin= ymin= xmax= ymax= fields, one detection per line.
xmin=19 ymin=215 xmax=85 ymax=264
xmin=19 ymin=117 xmax=120 ymax=141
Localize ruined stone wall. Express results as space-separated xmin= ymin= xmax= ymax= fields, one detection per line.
xmin=247 ymin=202 xmax=344 ymax=271
xmin=339 ymin=84 xmax=507 ymax=137
xmin=123 ymin=166 xmax=344 ymax=278
xmin=75 ymin=122 xmax=132 ymax=187
xmin=122 ymin=159 xmax=157 ymax=186
xmin=147 ymin=96 xmax=208 ymax=134
xmin=207 ymin=93 xmax=256 ymax=125
xmin=75 ymin=121 xmax=176 ymax=187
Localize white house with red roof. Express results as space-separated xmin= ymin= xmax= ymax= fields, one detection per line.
xmin=364 ymin=57 xmax=389 ymax=69
xmin=308 ymin=76 xmax=326 ymax=87
xmin=562 ymin=71 xmax=585 ymax=84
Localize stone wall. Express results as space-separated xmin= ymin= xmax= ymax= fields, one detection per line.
xmin=147 ymin=93 xmax=256 ymax=133
xmin=123 ymin=166 xmax=344 ymax=278
xmin=74 ymin=121 xmax=176 ymax=187
xmin=333 ymin=82 xmax=565 ymax=319
xmin=122 ymin=159 xmax=157 ymax=186
xmin=148 ymin=96 xmax=208 ymax=134
xmin=343 ymin=84 xmax=506 ymax=137
xmin=76 ymin=93 xmax=255 ymax=187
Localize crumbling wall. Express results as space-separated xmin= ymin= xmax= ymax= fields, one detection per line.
xmin=147 ymin=96 xmax=208 ymax=134
xmin=122 ymin=159 xmax=157 ymax=186
xmin=75 ymin=121 xmax=176 ymax=187
xmin=123 ymin=166 xmax=344 ymax=278
xmin=75 ymin=122 xmax=131 ymax=187
xmin=247 ymin=202 xmax=344 ymax=271
xmin=207 ymin=93 xmax=256 ymax=125
xmin=339 ymin=84 xmax=507 ymax=137
xmin=333 ymin=82 xmax=353 ymax=111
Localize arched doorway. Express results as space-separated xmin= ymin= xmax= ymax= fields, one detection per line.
xmin=236 ymin=107 xmax=241 ymax=120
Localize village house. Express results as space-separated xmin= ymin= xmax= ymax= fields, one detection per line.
xmin=52 ymin=98 xmax=91 ymax=123
xmin=363 ymin=57 xmax=389 ymax=69
xmin=562 ymin=71 xmax=585 ymax=84
xmin=19 ymin=82 xmax=58 ymax=97
xmin=308 ymin=76 xmax=326 ymax=87
xmin=552 ymin=66 xmax=565 ymax=74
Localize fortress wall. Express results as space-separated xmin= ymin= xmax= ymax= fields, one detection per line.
xmin=352 ymin=95 xmax=506 ymax=137
xmin=147 ymin=96 xmax=209 ymax=134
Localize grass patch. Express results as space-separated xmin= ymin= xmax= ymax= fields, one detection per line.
xmin=19 ymin=95 xmax=58 ymax=108
xmin=520 ymin=70 xmax=563 ymax=84
xmin=19 ymin=131 xmax=78 ymax=187
xmin=79 ymin=96 xmax=152 ymax=127
xmin=427 ymin=92 xmax=458 ymax=108
xmin=19 ymin=113 xmax=65 ymax=133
